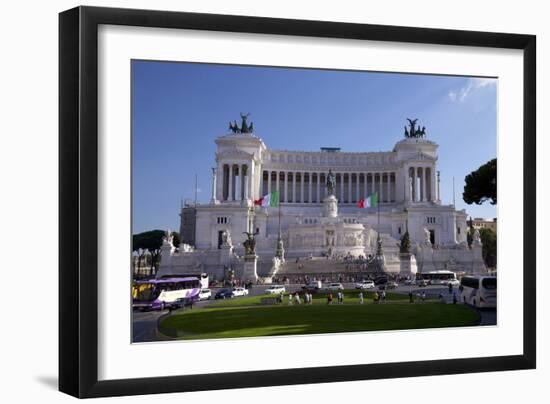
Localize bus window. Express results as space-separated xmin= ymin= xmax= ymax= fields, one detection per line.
xmin=482 ymin=277 xmax=497 ymax=290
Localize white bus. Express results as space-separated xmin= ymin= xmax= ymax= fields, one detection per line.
xmin=416 ymin=270 xmax=458 ymax=285
xmin=460 ymin=276 xmax=497 ymax=308
xmin=132 ymin=276 xmax=202 ymax=311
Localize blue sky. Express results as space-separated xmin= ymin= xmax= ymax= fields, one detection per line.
xmin=132 ymin=60 xmax=497 ymax=234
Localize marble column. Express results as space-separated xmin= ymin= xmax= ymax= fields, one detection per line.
xmin=308 ymin=173 xmax=312 ymax=203
xmin=422 ymin=167 xmax=428 ymax=202
xmin=210 ymin=167 xmax=217 ymax=204
xmin=340 ymin=173 xmax=344 ymax=202
xmin=346 ymin=173 xmax=350 ymax=203
xmin=284 ymin=171 xmax=288 ymax=203
xmin=379 ymin=172 xmax=384 ymax=203
xmin=267 ymin=170 xmax=272 ymax=195
xmin=355 ymin=173 xmax=360 ymax=203
xmin=413 ymin=166 xmax=418 ymax=202
xmin=387 ymin=172 xmax=391 ymax=202
xmin=292 ymin=171 xmax=296 ymax=203
xmin=300 ymin=171 xmax=306 ymax=203
xmin=249 ymin=162 xmax=255 ymax=200
xmin=244 ymin=164 xmax=249 ymax=201
xmin=228 ymin=164 xmax=234 ymax=201
xmin=317 ymin=173 xmax=321 ymax=202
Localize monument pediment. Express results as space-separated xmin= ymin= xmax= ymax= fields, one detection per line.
xmin=216 ymin=148 xmax=255 ymax=161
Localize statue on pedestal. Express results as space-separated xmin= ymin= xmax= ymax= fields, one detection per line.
xmin=221 ymin=229 xmax=232 ymax=247
xmin=242 ymin=230 xmax=259 ymax=255
xmin=326 ymin=169 xmax=336 ymax=196
xmin=423 ymin=227 xmax=432 ymax=245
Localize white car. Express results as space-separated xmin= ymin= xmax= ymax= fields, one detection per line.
xmin=265 ymin=285 xmax=286 ymax=294
xmin=325 ymin=282 xmax=344 ymax=291
xmin=232 ymin=287 xmax=249 ymax=297
xmin=198 ymin=288 xmax=212 ymax=300
xmin=355 ymin=280 xmax=375 ymax=290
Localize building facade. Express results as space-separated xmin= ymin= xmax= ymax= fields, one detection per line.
xmin=159 ymin=119 xmax=485 ymax=281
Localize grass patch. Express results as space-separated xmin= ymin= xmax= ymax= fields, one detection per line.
xmin=161 ymin=300 xmax=479 ymax=340
xmin=208 ymin=290 xmax=408 ymax=308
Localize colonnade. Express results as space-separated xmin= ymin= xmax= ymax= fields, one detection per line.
xmin=408 ymin=166 xmax=436 ymax=202
xmin=260 ymin=170 xmax=397 ymax=204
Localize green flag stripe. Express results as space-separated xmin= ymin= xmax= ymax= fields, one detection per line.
xmin=270 ymin=191 xmax=280 ymax=207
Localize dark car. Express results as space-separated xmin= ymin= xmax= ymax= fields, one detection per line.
xmin=374 ymin=277 xmax=388 ymax=286
xmin=214 ymin=288 xmax=234 ymax=299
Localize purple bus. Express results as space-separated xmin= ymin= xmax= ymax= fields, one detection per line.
xmin=132 ymin=277 xmax=201 ymax=311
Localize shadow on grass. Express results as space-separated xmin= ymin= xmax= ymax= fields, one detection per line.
xmin=161 ymin=303 xmax=479 ymax=340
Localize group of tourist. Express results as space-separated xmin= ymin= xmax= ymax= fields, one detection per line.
xmin=285 ymin=291 xmax=314 ymax=305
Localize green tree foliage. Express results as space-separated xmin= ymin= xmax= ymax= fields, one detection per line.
xmin=479 ymin=228 xmax=497 ymax=269
xmin=463 ymin=158 xmax=497 ymax=205
xmin=132 ymin=230 xmax=166 ymax=275
xmin=171 ymin=232 xmax=181 ymax=248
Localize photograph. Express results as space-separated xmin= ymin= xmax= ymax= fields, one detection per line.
xmin=131 ymin=61 xmax=498 ymax=343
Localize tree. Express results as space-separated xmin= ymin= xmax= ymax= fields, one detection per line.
xmin=463 ymin=158 xmax=497 ymax=205
xmin=171 ymin=232 xmax=181 ymax=248
xmin=132 ymin=230 xmax=166 ymax=276
xmin=479 ymin=228 xmax=497 ymax=269
xmin=467 ymin=217 xmax=474 ymax=248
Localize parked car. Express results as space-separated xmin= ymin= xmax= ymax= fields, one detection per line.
xmin=386 ymin=281 xmax=398 ymax=289
xmin=232 ymin=287 xmax=249 ymax=297
xmin=198 ymin=288 xmax=212 ymax=300
xmin=302 ymin=280 xmax=322 ymax=292
xmin=265 ymin=285 xmax=286 ymax=294
xmin=214 ymin=288 xmax=234 ymax=299
xmin=404 ymin=279 xmax=415 ymax=285
xmin=355 ymin=280 xmax=375 ymax=290
xmin=374 ymin=277 xmax=388 ymax=286
xmin=325 ymin=282 xmax=344 ymax=291
xmin=416 ymin=279 xmax=429 ymax=287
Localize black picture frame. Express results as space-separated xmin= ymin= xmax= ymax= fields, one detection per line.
xmin=59 ymin=5 xmax=536 ymax=398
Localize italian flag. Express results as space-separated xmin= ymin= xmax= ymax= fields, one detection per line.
xmin=254 ymin=191 xmax=280 ymax=208
xmin=358 ymin=192 xmax=378 ymax=209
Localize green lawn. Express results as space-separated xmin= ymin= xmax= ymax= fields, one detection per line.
xmin=160 ymin=291 xmax=479 ymax=340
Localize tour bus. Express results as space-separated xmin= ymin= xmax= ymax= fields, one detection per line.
xmin=460 ymin=276 xmax=497 ymax=308
xmin=416 ymin=270 xmax=458 ymax=285
xmin=158 ymin=273 xmax=209 ymax=289
xmin=132 ymin=276 xmax=202 ymax=311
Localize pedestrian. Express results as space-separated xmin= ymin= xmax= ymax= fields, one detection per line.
xmin=453 ymin=292 xmax=457 ymax=305
xmin=373 ymin=291 xmax=379 ymax=304
xmin=448 ymin=283 xmax=453 ymax=294
xmin=381 ymin=290 xmax=386 ymax=304
xmin=341 ymin=291 xmax=344 ymax=304
xmin=359 ymin=292 xmax=364 ymax=304
xmin=421 ymin=291 xmax=426 ymax=303
xmin=295 ymin=292 xmax=301 ymax=305
xmin=327 ymin=293 xmax=333 ymax=305
xmin=408 ymin=291 xmax=414 ymax=303
xmin=288 ymin=293 xmax=293 ymax=305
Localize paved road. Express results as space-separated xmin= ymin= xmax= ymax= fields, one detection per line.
xmin=132 ymin=283 xmax=496 ymax=342
xmin=132 ymin=310 xmax=165 ymax=343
